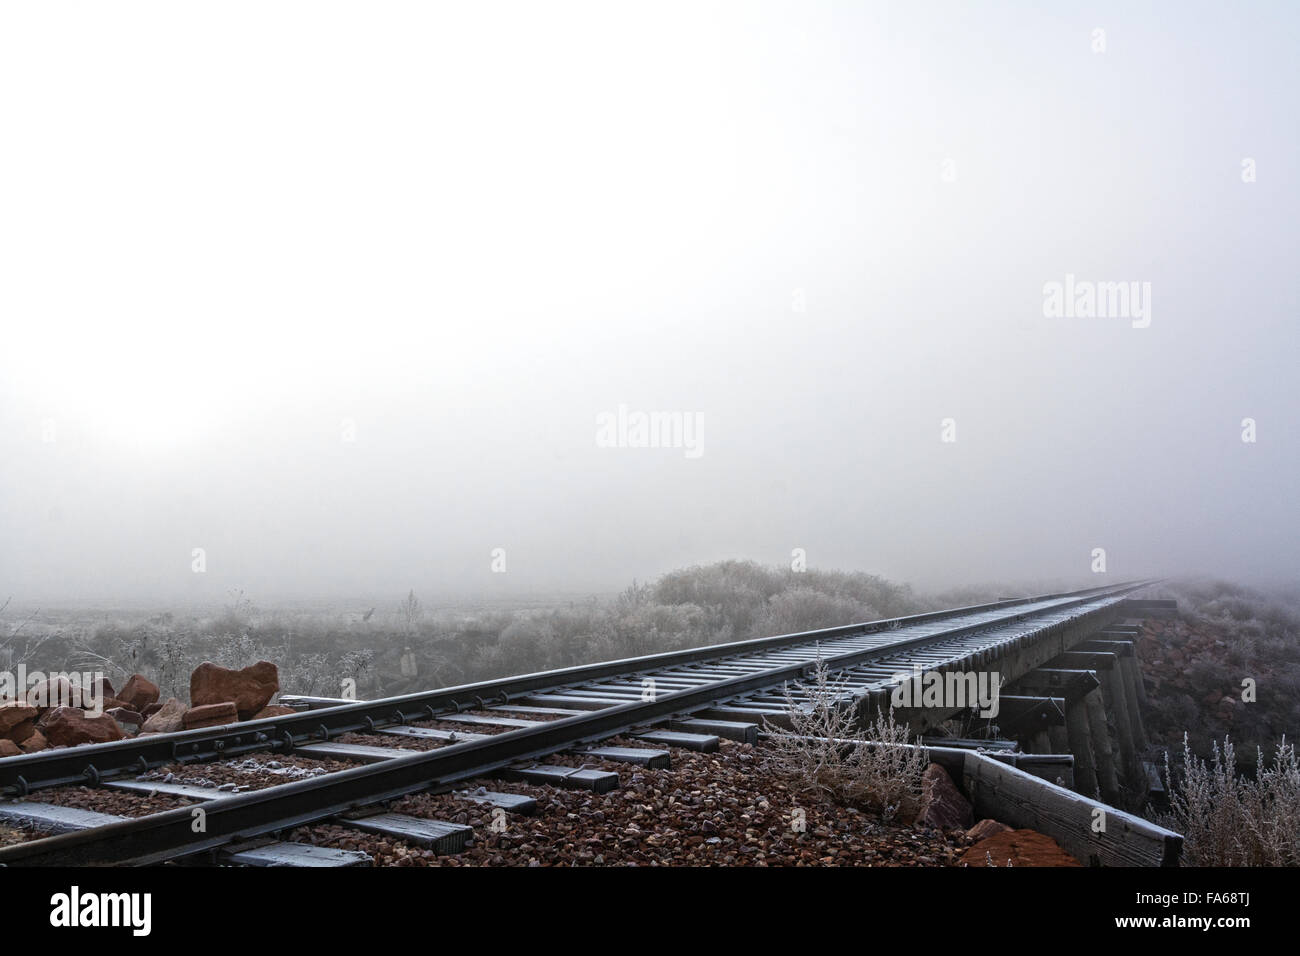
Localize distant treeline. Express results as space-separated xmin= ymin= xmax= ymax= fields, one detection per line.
xmin=53 ymin=562 xmax=953 ymax=703
xmin=12 ymin=566 xmax=1297 ymax=769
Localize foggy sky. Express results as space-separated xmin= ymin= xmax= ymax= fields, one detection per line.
xmin=1 ymin=2 xmax=1297 ymax=603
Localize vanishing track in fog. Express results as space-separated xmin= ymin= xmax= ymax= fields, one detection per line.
xmin=0 ymin=582 xmax=1161 ymax=866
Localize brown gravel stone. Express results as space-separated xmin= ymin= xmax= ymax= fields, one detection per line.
xmin=0 ymin=724 xmax=1027 ymax=867
xmin=31 ymin=784 xmax=186 ymax=818
xmin=285 ymin=738 xmax=967 ymax=867
xmin=961 ymin=828 xmax=1082 ymax=867
xmin=140 ymin=752 xmax=358 ymax=792
xmin=0 ymin=823 xmax=45 ymax=846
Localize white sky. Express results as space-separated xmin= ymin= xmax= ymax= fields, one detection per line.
xmin=1 ymin=1 xmax=1296 ymax=602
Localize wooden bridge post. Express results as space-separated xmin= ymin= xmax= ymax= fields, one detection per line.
xmin=1047 ymin=650 xmax=1124 ymax=805
xmin=1119 ymin=654 xmax=1149 ymax=750
xmin=1084 ymin=688 xmax=1121 ymax=804
xmin=1048 ymin=725 xmax=1070 ymax=754
xmin=1027 ymin=730 xmax=1053 ymax=755
xmin=1007 ymin=669 xmax=1105 ymax=799
xmin=1078 ymin=639 xmax=1147 ymax=774
xmin=1063 ymin=697 xmax=1100 ymax=799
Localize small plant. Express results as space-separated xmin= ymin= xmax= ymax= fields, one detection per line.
xmin=763 ymin=653 xmax=927 ymax=821
xmin=1157 ymin=733 xmax=1300 ymax=866
xmin=399 ymin=590 xmax=422 ymax=635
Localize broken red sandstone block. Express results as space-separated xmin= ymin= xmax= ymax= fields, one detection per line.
xmin=0 ymin=702 xmax=38 ymax=738
xmin=966 ymin=818 xmax=1013 ymax=842
xmin=106 ymin=707 xmax=143 ymax=732
xmin=38 ymin=707 xmax=125 ymax=747
xmin=141 ymin=698 xmax=187 ymax=734
xmin=189 ymin=661 xmax=279 ymax=719
xmin=119 ymin=674 xmax=161 ymax=712
xmin=916 ymin=763 xmax=974 ymax=831
xmin=5 ymin=720 xmax=37 ymax=745
xmin=182 ymin=701 xmax=238 ymax=730
xmin=248 ymin=704 xmax=296 ymax=721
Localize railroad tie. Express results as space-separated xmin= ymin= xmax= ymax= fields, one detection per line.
xmin=295 ymin=741 xmax=408 ymax=763
xmin=633 ymin=729 xmax=720 ymax=752
xmin=0 ymin=801 xmax=128 ymax=834
xmin=340 ymin=812 xmax=473 ymax=854
xmin=505 ymin=762 xmax=620 ymax=793
xmin=573 ymin=746 xmax=671 ymax=769
xmin=668 ymin=718 xmax=759 ymax=744
xmin=221 ymin=841 xmax=373 ymax=867
xmin=454 ymin=789 xmax=539 ymax=815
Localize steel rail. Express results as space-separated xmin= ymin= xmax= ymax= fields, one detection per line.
xmin=0 ymin=580 xmax=1149 ymax=797
xmin=0 ymin=580 xmax=1150 ymax=866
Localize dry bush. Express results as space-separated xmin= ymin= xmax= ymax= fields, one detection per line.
xmin=1158 ymin=733 xmax=1300 ymax=866
xmin=762 ymin=655 xmax=927 ymax=821
xmin=653 ymin=560 xmax=920 ymax=641
xmin=756 ymin=588 xmax=878 ymax=637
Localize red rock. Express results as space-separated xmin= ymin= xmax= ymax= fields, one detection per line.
xmin=0 ymin=702 xmax=38 ymax=736
xmin=38 ymin=707 xmax=125 ymax=747
xmin=916 ymin=763 xmax=973 ymax=831
xmin=962 ymin=829 xmax=1081 ymax=867
xmin=141 ymin=698 xmax=187 ymax=734
xmin=142 ymin=702 xmax=164 ymax=718
xmin=90 ymin=676 xmax=116 ymax=701
xmin=182 ymin=701 xmax=238 ymax=729
xmin=19 ymin=729 xmax=47 ymax=753
xmin=0 ymin=739 xmax=20 ymax=757
xmin=966 ymin=818 xmax=1012 ymax=842
xmin=5 ymin=719 xmax=37 ymax=745
xmin=106 ymin=707 xmax=143 ymax=731
xmin=189 ymin=661 xmax=279 ymax=719
xmin=119 ymin=674 xmax=160 ymax=712
xmin=248 ymin=704 xmax=296 ymax=721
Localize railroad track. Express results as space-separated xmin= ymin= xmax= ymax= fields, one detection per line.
xmin=0 ymin=580 xmax=1154 ymax=866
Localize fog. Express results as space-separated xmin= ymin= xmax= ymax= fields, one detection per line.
xmin=1 ymin=2 xmax=1296 ymax=604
